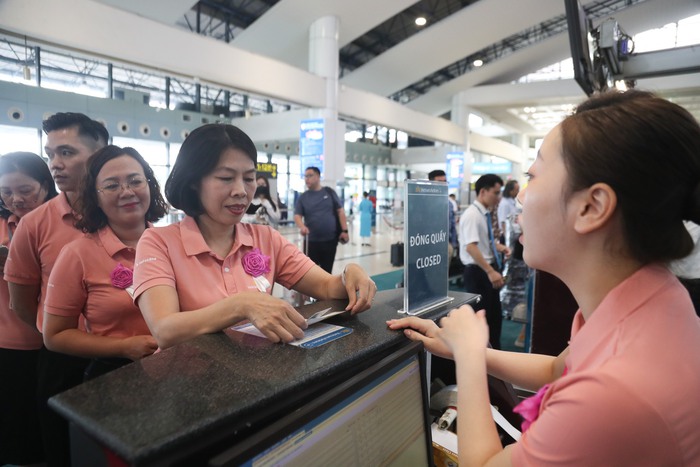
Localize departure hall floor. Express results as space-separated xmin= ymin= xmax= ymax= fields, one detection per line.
xmin=276 ymin=210 xmax=405 ymax=286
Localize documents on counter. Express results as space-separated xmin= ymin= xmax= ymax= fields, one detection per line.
xmin=230 ymin=307 xmax=352 ymax=348
xmin=305 ymin=307 xmax=346 ymax=325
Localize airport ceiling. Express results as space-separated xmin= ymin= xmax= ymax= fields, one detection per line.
xmin=174 ymin=0 xmax=700 ymax=136
xmin=2 ymin=0 xmax=698 ymax=139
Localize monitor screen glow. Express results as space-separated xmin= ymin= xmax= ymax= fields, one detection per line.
xmin=210 ymin=343 xmax=432 ymax=467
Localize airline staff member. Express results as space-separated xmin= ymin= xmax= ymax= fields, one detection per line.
xmin=389 ymin=90 xmax=700 ymax=466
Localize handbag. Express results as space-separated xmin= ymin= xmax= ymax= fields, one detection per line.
xmin=324 ymin=187 xmax=347 ymax=244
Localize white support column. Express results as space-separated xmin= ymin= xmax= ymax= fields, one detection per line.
xmin=451 ymin=93 xmax=471 ymax=204
xmin=514 ymin=133 xmax=528 ymax=183
xmin=308 ymin=15 xmax=346 ymax=186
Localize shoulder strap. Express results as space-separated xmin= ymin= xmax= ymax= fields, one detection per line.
xmin=324 ymin=186 xmax=341 ymax=210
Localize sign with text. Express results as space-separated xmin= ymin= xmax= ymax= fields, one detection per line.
xmin=472 ymin=161 xmax=512 ymax=175
xmin=300 ymin=118 xmax=325 ymax=176
xmin=446 ymin=152 xmax=464 ymax=188
xmin=256 ymin=162 xmax=277 ymax=180
xmin=402 ymin=180 xmax=452 ymax=315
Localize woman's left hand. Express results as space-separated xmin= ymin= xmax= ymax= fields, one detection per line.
xmin=342 ymin=263 xmax=377 ymax=314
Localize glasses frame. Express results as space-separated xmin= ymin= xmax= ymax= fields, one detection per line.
xmin=96 ymin=176 xmax=150 ymax=195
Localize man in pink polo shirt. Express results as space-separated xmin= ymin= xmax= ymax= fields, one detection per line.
xmin=5 ymin=112 xmax=108 ymax=467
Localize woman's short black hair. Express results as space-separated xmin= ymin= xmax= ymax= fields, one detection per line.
xmin=0 ymin=152 xmax=58 ymax=219
xmin=74 ymin=145 xmax=168 ymax=233
xmin=165 ymin=124 xmax=258 ymax=217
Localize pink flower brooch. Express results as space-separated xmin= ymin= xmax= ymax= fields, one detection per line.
xmin=513 ymin=383 xmax=550 ymax=433
xmin=242 ymin=248 xmax=271 ymax=292
xmin=111 ymin=263 xmax=135 ymax=297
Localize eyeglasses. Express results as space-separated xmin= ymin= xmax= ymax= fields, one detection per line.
xmin=97 ymin=176 xmax=149 ymax=195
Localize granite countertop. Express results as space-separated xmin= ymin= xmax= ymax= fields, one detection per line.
xmin=50 ymin=289 xmax=477 ymax=465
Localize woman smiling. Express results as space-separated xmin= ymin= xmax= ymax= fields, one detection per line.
xmin=133 ymin=124 xmax=376 ymax=349
xmin=42 ymin=146 xmax=167 ymax=380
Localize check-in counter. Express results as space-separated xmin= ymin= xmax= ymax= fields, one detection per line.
xmin=50 ymin=289 xmax=478 ymax=466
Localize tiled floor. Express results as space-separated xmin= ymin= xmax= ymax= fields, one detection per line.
xmin=278 ymin=211 xmax=404 ymax=278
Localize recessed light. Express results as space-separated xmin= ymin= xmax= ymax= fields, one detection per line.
xmin=415 ymin=17 xmax=427 ymax=26
xmin=473 ymin=59 xmax=484 ymax=67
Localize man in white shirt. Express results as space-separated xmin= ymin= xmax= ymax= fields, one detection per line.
xmin=459 ymin=174 xmax=511 ymax=349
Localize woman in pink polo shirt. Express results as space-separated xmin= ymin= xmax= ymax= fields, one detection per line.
xmin=43 ymin=146 xmax=167 ymax=380
xmin=389 ymin=90 xmax=700 ymax=466
xmin=0 ymin=152 xmax=57 ymax=465
xmin=133 ymin=124 xmax=376 ymax=349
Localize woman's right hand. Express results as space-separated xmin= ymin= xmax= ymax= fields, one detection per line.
xmin=386 ymin=317 xmax=453 ymax=359
xmin=121 ymin=335 xmax=159 ymax=361
xmin=238 ymin=292 xmax=308 ymax=343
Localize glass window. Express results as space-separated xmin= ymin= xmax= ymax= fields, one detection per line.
xmin=111 ymin=137 xmax=170 ymax=198
xmin=0 ymin=125 xmax=42 ymax=156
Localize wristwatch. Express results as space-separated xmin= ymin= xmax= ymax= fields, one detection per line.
xmin=341 ymin=229 xmax=348 ymax=233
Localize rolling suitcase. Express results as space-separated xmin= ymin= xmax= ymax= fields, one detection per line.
xmin=390 ymin=242 xmax=404 ymax=267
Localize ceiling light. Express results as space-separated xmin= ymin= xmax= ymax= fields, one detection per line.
xmin=473 ymin=59 xmax=484 ymax=67
xmin=415 ymin=17 xmax=427 ymax=26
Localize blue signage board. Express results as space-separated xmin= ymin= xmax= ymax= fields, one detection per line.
xmin=472 ymin=161 xmax=512 ymax=174
xmin=446 ymin=152 xmax=464 ymax=188
xmin=402 ymin=180 xmax=453 ymax=315
xmin=300 ymin=119 xmax=325 ymax=176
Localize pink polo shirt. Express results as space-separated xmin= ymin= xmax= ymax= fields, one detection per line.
xmin=4 ymin=193 xmax=83 ymax=332
xmin=44 ymin=226 xmax=151 ymax=338
xmin=0 ymin=215 xmax=43 ymax=350
xmin=512 ymin=265 xmax=700 ymax=466
xmin=133 ymin=216 xmax=315 ymax=313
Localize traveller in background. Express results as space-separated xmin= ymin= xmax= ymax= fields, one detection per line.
xmin=244 ymin=185 xmax=280 ymax=226
xmin=389 ymin=90 xmax=700 ymax=465
xmin=134 ymin=124 xmax=376 ymax=349
xmin=428 ymin=170 xmax=458 ymax=258
xmin=449 ymin=193 xmax=459 ymax=221
xmin=458 ymin=173 xmax=510 ymax=349
xmin=257 ymin=174 xmax=288 ymax=221
xmin=359 ymin=191 xmax=372 ymax=246
xmin=256 ymin=174 xmax=270 ymax=189
xmin=4 ymin=112 xmax=108 ymax=467
xmin=43 ymin=146 xmax=167 ymax=380
xmin=294 ymin=166 xmax=349 ymax=273
xmin=0 ymin=152 xmax=57 ymax=466
xmin=498 ymin=180 xmax=529 ymax=346
xmin=497 ymin=180 xmax=519 ymax=239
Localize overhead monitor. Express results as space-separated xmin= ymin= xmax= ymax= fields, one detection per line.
xmin=209 ymin=342 xmax=433 ymax=466
xmin=565 ymin=0 xmax=597 ymax=95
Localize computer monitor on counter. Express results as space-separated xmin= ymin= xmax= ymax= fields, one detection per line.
xmin=209 ymin=341 xmax=433 ymax=466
